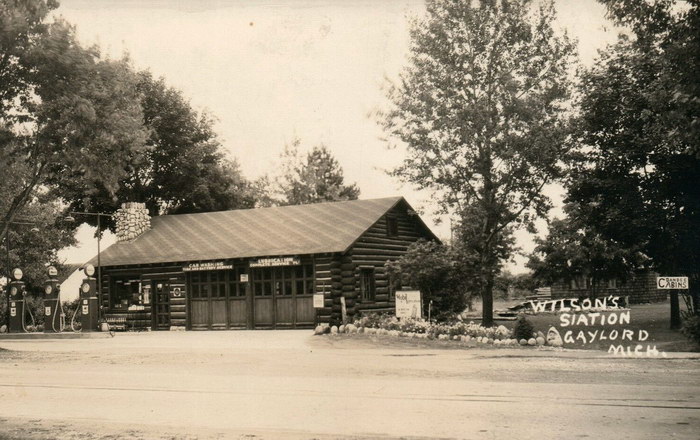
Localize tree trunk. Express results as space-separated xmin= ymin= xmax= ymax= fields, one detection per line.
xmin=481 ymin=272 xmax=494 ymax=328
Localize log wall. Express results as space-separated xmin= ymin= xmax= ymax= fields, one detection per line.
xmin=345 ymin=201 xmax=437 ymax=320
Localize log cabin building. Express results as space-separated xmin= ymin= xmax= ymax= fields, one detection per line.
xmin=95 ymin=197 xmax=438 ymax=330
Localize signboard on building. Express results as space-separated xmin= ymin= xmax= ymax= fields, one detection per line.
xmin=396 ymin=290 xmax=422 ymax=319
xmin=313 ymin=294 xmax=324 ymax=308
xmin=183 ymin=262 xmax=233 ymax=272
xmin=656 ymin=276 xmax=689 ymax=289
xmin=250 ymin=257 xmax=301 ymax=268
xmin=240 ymin=273 xmax=249 ymax=283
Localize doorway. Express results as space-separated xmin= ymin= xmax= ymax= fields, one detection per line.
xmin=151 ymin=280 xmax=171 ymax=330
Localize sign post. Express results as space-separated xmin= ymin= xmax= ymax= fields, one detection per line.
xmin=657 ymin=276 xmax=689 ymax=330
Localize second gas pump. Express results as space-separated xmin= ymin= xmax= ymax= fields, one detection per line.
xmin=43 ymin=266 xmax=62 ymax=333
xmin=79 ymin=264 xmax=99 ymax=332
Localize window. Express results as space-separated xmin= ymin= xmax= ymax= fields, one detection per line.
xmin=112 ymin=278 xmax=141 ymax=310
xmin=190 ymin=270 xmax=228 ymax=299
xmin=570 ymin=276 xmax=588 ymax=290
xmin=252 ymin=263 xmax=314 ymax=297
xmin=386 ymin=216 xmax=398 ymax=237
xmin=228 ymin=267 xmax=247 ymax=297
xmin=360 ymin=267 xmax=376 ymax=302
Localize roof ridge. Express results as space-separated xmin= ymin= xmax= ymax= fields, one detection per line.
xmin=153 ymin=196 xmax=404 ymax=219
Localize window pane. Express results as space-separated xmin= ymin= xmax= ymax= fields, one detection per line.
xmin=361 ymin=268 xmax=375 ymax=301
xmin=263 ymin=282 xmax=272 ymax=296
xmin=254 ymin=283 xmax=263 ymax=297
xmin=295 ymin=280 xmax=304 ymax=296
xmin=295 ymin=265 xmax=304 ymax=279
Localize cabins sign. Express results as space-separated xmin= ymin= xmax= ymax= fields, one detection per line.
xmin=250 ymin=257 xmax=301 ymax=267
xmin=183 ymin=262 xmax=233 ymax=272
xmin=656 ymin=276 xmax=689 ymax=289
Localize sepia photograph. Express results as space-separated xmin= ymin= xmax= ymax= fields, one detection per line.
xmin=1 ymin=0 xmax=698 ymax=439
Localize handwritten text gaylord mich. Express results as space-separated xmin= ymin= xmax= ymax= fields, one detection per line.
xmin=530 ymin=296 xmax=666 ymax=357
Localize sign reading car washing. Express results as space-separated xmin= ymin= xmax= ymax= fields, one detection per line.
xmin=250 ymin=257 xmax=301 ymax=267
xmin=656 ymin=276 xmax=689 ymax=289
xmin=183 ymin=262 xmax=233 ymax=272
xmin=395 ymin=290 xmax=422 ymax=319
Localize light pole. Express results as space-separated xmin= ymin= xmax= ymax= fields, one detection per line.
xmin=64 ymin=212 xmax=114 ymax=301
xmin=2 ymin=220 xmax=39 ymax=330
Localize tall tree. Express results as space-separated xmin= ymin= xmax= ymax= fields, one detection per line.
xmin=380 ymin=0 xmax=576 ymax=326
xmin=259 ymin=138 xmax=360 ymax=206
xmin=568 ymin=0 xmax=700 ymax=325
xmin=0 ymin=1 xmax=148 ymax=239
xmin=59 ymin=71 xmax=257 ymax=226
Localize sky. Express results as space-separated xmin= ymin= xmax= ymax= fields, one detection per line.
xmin=56 ymin=0 xmax=618 ymax=272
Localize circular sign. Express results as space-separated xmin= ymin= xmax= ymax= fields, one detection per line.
xmin=47 ymin=266 xmax=58 ymax=277
xmin=172 ymin=287 xmax=182 ymax=297
xmin=10 ymin=286 xmax=17 ymax=296
xmin=84 ymin=264 xmax=95 ymax=277
xmin=45 ymin=285 xmax=53 ymax=295
xmin=81 ymin=282 xmax=91 ymax=293
xmin=12 ymin=268 xmax=23 ymax=280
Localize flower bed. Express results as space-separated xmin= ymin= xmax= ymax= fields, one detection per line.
xmin=313 ymin=313 xmax=559 ymax=348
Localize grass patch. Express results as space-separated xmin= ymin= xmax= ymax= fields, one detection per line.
xmin=468 ymin=299 xmax=699 ymax=352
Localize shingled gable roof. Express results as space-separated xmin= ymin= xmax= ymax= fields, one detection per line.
xmin=96 ymin=196 xmax=436 ymax=267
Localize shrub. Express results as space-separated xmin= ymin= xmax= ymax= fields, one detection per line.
xmin=681 ymin=315 xmax=700 ymax=345
xmin=385 ymin=239 xmax=471 ymax=321
xmin=513 ymin=314 xmax=535 ymax=341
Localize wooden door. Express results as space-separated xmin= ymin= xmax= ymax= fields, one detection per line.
xmin=189 ymin=272 xmax=209 ymax=329
xmin=252 ymin=268 xmax=274 ymax=328
xmin=152 ymin=280 xmax=171 ymax=330
xmin=274 ymin=267 xmax=295 ymax=327
xmin=228 ymin=267 xmax=248 ymax=328
xmin=210 ymin=271 xmax=227 ymax=329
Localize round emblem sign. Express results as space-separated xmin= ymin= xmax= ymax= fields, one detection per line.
xmin=10 ymin=286 xmax=17 ymax=296
xmin=84 ymin=264 xmax=96 ymax=277
xmin=81 ymin=282 xmax=91 ymax=293
xmin=12 ymin=268 xmax=23 ymax=280
xmin=45 ymin=285 xmax=53 ymax=295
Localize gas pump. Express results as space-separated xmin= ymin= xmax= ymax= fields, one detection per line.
xmin=79 ymin=264 xmax=99 ymax=332
xmin=7 ymin=268 xmax=26 ymax=333
xmin=43 ymin=266 xmax=62 ymax=333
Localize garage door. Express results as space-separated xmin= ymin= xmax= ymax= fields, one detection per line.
xmin=250 ymin=264 xmax=315 ymax=329
xmin=188 ymin=265 xmax=314 ymax=329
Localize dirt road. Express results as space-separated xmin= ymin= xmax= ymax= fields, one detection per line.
xmin=0 ymin=331 xmax=698 ymax=439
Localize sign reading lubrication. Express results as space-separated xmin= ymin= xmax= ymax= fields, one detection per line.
xmin=396 ymin=290 xmax=422 ymax=319
xmin=656 ymin=277 xmax=689 ymax=289
xmin=250 ymin=257 xmax=301 ymax=267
